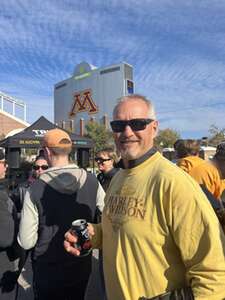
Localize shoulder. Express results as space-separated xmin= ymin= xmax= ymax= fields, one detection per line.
xmin=0 ymin=182 xmax=8 ymax=196
xmin=28 ymin=179 xmax=47 ymax=202
xmin=0 ymin=190 xmax=10 ymax=211
xmin=204 ymin=161 xmax=220 ymax=174
xmin=0 ymin=188 xmax=8 ymax=201
xmin=153 ymin=159 xmax=216 ymax=221
xmin=0 ymin=189 xmax=14 ymax=207
xmin=30 ymin=178 xmax=46 ymax=190
xmin=86 ymin=171 xmax=99 ymax=184
xmin=147 ymin=154 xmax=203 ymax=196
xmin=149 ymin=153 xmax=188 ymax=179
xmin=192 ymin=160 xmax=220 ymax=177
xmin=112 ymin=168 xmax=120 ymax=176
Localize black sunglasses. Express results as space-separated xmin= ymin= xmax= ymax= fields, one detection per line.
xmin=95 ymin=157 xmax=111 ymax=164
xmin=110 ymin=118 xmax=154 ymax=133
xmin=33 ymin=165 xmax=49 ymax=171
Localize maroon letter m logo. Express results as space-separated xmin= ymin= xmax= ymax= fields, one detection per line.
xmin=69 ymin=89 xmax=98 ymax=117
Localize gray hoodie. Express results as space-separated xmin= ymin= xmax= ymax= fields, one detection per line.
xmin=18 ymin=164 xmax=105 ymax=250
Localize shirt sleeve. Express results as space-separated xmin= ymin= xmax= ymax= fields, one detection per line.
xmin=91 ymin=223 xmax=103 ymax=249
xmin=168 ymin=177 xmax=225 ymax=300
xmin=0 ymin=193 xmax=15 ymax=248
xmin=18 ymin=189 xmax=39 ymax=250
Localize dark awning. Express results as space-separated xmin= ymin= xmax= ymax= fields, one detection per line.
xmin=0 ymin=116 xmax=93 ymax=149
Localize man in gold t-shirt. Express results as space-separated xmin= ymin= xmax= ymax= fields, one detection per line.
xmin=65 ymin=95 xmax=225 ymax=300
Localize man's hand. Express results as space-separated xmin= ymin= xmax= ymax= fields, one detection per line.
xmin=64 ymin=223 xmax=95 ymax=256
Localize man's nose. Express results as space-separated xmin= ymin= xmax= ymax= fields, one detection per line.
xmin=123 ymin=124 xmax=134 ymax=135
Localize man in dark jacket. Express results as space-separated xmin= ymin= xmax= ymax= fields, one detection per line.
xmin=0 ymin=149 xmax=19 ymax=300
xmin=18 ymin=129 xmax=105 ymax=300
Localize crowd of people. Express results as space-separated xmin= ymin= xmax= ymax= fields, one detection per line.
xmin=1 ymin=94 xmax=225 ymax=300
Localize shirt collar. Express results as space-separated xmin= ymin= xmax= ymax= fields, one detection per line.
xmin=116 ymin=147 xmax=158 ymax=169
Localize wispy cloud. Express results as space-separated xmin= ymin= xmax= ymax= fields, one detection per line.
xmin=0 ymin=0 xmax=225 ymax=138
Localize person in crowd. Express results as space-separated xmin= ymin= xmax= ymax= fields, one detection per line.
xmin=174 ymin=139 xmax=224 ymax=200
xmin=64 ymin=94 xmax=225 ymax=300
xmin=213 ymin=142 xmax=225 ymax=202
xmin=11 ymin=155 xmax=48 ymax=213
xmin=95 ymin=148 xmax=119 ymax=299
xmin=32 ymin=155 xmax=49 ymax=177
xmin=18 ymin=129 xmax=105 ymax=300
xmin=0 ymin=149 xmax=21 ymax=299
xmin=95 ymin=148 xmax=119 ymax=192
xmin=11 ymin=155 xmax=49 ymax=296
xmin=174 ymin=139 xmax=225 ymax=232
xmin=213 ymin=142 xmax=225 ymax=179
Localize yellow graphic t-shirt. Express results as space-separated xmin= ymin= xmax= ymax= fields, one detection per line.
xmin=92 ymin=152 xmax=225 ymax=300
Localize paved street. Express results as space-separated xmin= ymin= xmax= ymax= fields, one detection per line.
xmin=17 ymin=250 xmax=104 ymax=300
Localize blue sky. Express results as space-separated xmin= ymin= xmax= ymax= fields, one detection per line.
xmin=0 ymin=0 xmax=225 ymax=138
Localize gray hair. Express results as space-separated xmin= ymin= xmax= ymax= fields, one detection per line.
xmin=113 ymin=94 xmax=156 ymax=119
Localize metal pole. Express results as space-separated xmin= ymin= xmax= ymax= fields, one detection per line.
xmin=24 ymin=104 xmax=27 ymax=122
xmin=1 ymin=95 xmax=3 ymax=110
xmin=12 ymin=101 xmax=15 ymax=115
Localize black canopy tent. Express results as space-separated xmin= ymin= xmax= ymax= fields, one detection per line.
xmin=0 ymin=116 xmax=93 ymax=149
xmin=0 ymin=116 xmax=93 ymax=170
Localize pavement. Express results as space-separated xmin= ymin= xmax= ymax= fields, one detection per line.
xmin=17 ymin=250 xmax=104 ymax=300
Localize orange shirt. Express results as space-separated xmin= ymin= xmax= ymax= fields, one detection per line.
xmin=177 ymin=156 xmax=223 ymax=199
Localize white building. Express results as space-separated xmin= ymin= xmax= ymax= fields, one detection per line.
xmin=0 ymin=91 xmax=29 ymax=137
xmin=54 ymin=61 xmax=134 ymax=135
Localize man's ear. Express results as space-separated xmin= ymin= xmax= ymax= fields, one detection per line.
xmin=152 ymin=120 xmax=159 ymax=138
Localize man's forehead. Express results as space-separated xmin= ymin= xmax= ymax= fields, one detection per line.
xmin=114 ymin=100 xmax=149 ymax=119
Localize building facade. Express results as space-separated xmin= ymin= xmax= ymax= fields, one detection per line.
xmin=54 ymin=61 xmax=134 ymax=135
xmin=0 ymin=91 xmax=29 ymax=137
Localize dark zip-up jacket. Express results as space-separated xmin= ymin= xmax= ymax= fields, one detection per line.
xmin=0 ymin=181 xmax=18 ymax=298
